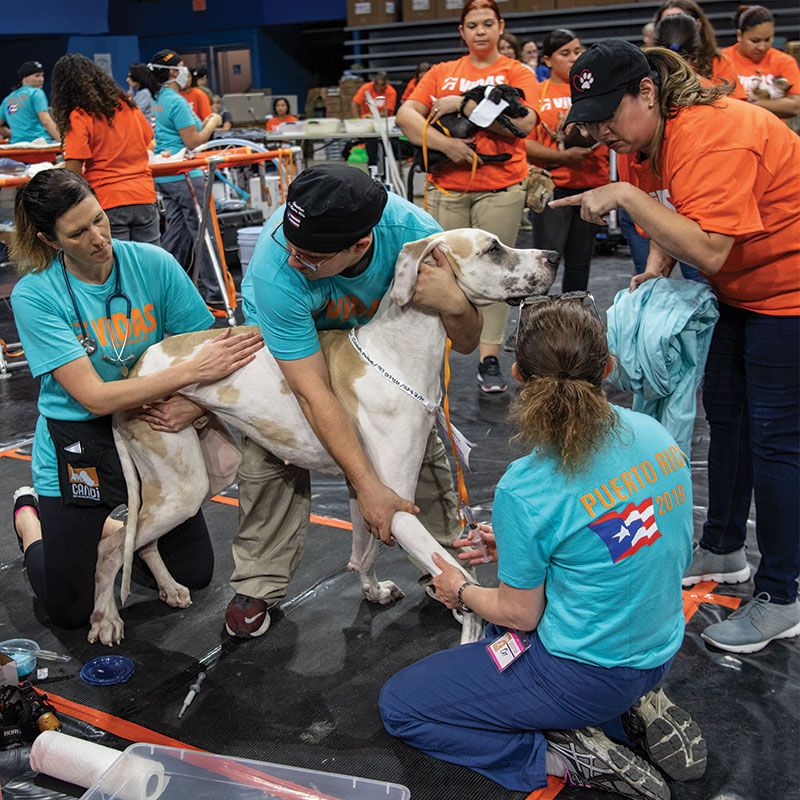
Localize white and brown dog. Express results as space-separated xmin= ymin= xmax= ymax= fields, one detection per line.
xmin=89 ymin=229 xmax=557 ymax=646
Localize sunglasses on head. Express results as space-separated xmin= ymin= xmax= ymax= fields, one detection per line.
xmin=513 ymin=291 xmax=602 ymax=341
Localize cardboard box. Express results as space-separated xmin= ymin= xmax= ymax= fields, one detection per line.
xmin=555 ymin=0 xmax=612 ymax=6
xmin=437 ymin=0 xmax=516 ymax=17
xmin=518 ymin=0 xmax=553 ymax=9
xmin=402 ymin=0 xmax=437 ymax=21
xmin=305 ymin=87 xmax=327 ymax=118
xmin=347 ymin=0 xmax=399 ymax=26
xmin=324 ymin=87 xmax=342 ymax=118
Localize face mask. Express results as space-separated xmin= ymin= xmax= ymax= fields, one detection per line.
xmin=175 ymin=66 xmax=191 ymax=89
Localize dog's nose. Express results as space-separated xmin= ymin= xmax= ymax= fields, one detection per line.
xmin=545 ymin=250 xmax=560 ymax=268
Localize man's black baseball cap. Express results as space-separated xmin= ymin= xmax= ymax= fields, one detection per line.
xmin=564 ymin=39 xmax=651 ymax=125
xmin=283 ymin=164 xmax=388 ymax=253
xmin=17 ymin=61 xmax=44 ymax=81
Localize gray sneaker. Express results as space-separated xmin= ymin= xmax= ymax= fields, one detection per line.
xmin=701 ymin=593 xmax=800 ymax=654
xmin=623 ymin=688 xmax=707 ymax=782
xmin=545 ymin=727 xmax=669 ymax=799
xmin=681 ymin=544 xmax=750 ymax=588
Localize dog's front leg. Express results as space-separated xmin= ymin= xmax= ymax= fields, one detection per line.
xmin=88 ymin=516 xmax=126 ymax=646
xmin=137 ymin=541 xmax=192 ymax=609
xmin=347 ymin=496 xmax=404 ymax=605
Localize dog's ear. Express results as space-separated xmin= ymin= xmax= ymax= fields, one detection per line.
xmin=391 ymin=236 xmax=440 ymax=306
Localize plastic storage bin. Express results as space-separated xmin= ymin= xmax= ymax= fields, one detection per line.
xmin=80 ymin=743 xmax=411 ymax=800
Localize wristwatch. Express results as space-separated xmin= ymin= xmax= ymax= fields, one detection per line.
xmin=456 ymin=580 xmax=476 ymax=614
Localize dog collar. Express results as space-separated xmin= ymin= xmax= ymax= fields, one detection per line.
xmin=348 ymin=329 xmax=438 ymax=414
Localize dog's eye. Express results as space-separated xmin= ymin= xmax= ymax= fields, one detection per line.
xmin=485 ymin=242 xmax=502 ymax=256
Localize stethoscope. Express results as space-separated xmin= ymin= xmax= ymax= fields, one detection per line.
xmin=61 ymin=248 xmax=136 ymax=375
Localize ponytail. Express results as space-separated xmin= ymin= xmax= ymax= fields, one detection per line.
xmin=509 ymin=302 xmax=617 ymax=473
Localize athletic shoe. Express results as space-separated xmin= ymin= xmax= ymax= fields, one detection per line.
xmin=477 ymin=356 xmax=507 ymax=394
xmin=700 ymin=593 xmax=800 ymax=654
xmin=545 ymin=727 xmax=669 ymax=799
xmin=623 ymin=688 xmax=707 ymax=781
xmin=12 ymin=486 xmax=39 ymax=554
xmin=681 ymin=543 xmax=750 ymax=588
xmin=224 ymin=593 xmax=271 ymax=638
xmin=503 ymin=332 xmax=517 ymax=353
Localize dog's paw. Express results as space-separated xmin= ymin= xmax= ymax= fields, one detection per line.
xmin=159 ymin=582 xmax=192 ymax=609
xmin=362 ymin=580 xmax=404 ymax=605
xmin=88 ymin=610 xmax=125 ymax=646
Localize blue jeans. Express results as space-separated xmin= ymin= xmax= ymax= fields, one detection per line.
xmin=618 ymin=207 xmax=707 ymax=284
xmin=379 ymin=628 xmax=672 ymax=792
xmin=700 ymin=304 xmax=800 ymax=603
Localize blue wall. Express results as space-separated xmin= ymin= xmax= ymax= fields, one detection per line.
xmin=67 ymin=36 xmax=141 ymax=89
xmin=4 ymin=0 xmax=108 ymax=34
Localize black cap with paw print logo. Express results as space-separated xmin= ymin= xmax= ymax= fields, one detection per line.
xmin=564 ymin=39 xmax=650 ymax=125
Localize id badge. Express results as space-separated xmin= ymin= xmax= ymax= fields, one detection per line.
xmin=486 ymin=630 xmax=531 ymax=672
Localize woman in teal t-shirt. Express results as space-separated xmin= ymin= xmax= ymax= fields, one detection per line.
xmin=0 ymin=60 xmax=59 ymax=144
xmin=9 ymin=169 xmax=261 ymax=641
xmin=380 ymin=297 xmax=703 ymax=799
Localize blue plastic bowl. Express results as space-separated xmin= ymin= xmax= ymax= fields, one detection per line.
xmin=0 ymin=638 xmax=38 ymax=678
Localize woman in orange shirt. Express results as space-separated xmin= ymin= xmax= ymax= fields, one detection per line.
xmin=525 ymin=29 xmax=608 ymax=292
xmin=265 ymin=97 xmax=298 ymax=132
xmin=397 ymin=0 xmax=539 ymax=394
xmin=653 ymin=0 xmax=744 ymax=97
xmin=552 ymin=40 xmax=800 ymax=655
xmin=50 ymin=53 xmax=159 ymax=244
xmin=723 ymin=4 xmax=800 ymax=119
xmin=401 ymin=63 xmax=431 ymax=103
xmin=180 ymin=71 xmax=212 ymax=122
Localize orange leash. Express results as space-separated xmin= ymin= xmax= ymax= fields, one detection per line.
xmin=421 ymin=115 xmax=478 ymax=212
xmin=441 ymin=338 xmax=473 ymax=528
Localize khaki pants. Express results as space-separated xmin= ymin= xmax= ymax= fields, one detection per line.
xmin=427 ymin=182 xmax=525 ymax=346
xmin=230 ymin=430 xmax=464 ymax=604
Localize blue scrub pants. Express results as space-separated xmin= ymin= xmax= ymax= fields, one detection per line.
xmin=700 ymin=304 xmax=800 ymax=603
xmin=379 ymin=627 xmax=672 ymax=792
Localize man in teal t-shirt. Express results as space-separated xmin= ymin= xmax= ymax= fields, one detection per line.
xmin=0 ymin=61 xmax=59 ymax=144
xmin=225 ymin=164 xmax=483 ymax=638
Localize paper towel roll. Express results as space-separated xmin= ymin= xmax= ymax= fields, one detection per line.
xmin=30 ymin=731 xmax=167 ymax=800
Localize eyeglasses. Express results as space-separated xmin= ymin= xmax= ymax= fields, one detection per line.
xmin=270 ymin=223 xmax=340 ymax=273
xmin=513 ymin=291 xmax=602 ymax=341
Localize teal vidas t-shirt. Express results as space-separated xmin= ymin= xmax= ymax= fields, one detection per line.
xmin=152 ymin=86 xmax=202 ymax=183
xmin=0 ymin=86 xmax=51 ymax=143
xmin=11 ymin=240 xmax=214 ymax=496
xmin=493 ymin=405 xmax=694 ymax=670
xmin=241 ymin=191 xmax=441 ymax=361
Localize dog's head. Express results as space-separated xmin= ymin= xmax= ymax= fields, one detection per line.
xmin=391 ymin=229 xmax=557 ymax=308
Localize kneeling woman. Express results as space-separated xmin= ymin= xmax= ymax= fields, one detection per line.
xmin=380 ymin=297 xmax=700 ymax=798
xmin=9 ymin=170 xmax=261 ymax=635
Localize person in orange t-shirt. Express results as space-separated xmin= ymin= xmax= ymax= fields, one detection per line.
xmin=401 ymin=62 xmax=431 ymax=103
xmin=525 ymin=30 xmax=608 ymax=292
xmin=50 ymin=53 xmax=159 ymax=245
xmin=265 ymin=97 xmax=298 ymax=131
xmin=351 ymin=73 xmax=397 ymax=119
xmin=553 ymin=40 xmax=800 ymax=655
xmin=723 ymin=4 xmax=800 ymax=119
xmin=653 ymin=0 xmax=746 ymax=99
xmin=397 ymin=0 xmax=539 ymax=393
xmin=180 ymin=73 xmax=212 ymax=122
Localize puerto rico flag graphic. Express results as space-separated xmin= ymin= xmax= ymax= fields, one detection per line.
xmin=588 ymin=497 xmax=661 ymax=564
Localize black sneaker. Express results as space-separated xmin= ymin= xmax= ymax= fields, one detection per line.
xmin=224 ymin=593 xmax=271 ymax=638
xmin=623 ymin=688 xmax=707 ymax=782
xmin=12 ymin=486 xmax=39 ymax=554
xmin=477 ymin=356 xmax=507 ymax=393
xmin=545 ymin=727 xmax=670 ymax=799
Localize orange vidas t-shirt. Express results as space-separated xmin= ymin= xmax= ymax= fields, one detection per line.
xmin=408 ymin=54 xmax=539 ymax=192
xmin=266 ymin=115 xmax=298 ymax=131
xmin=722 ymin=45 xmax=800 ymax=98
xmin=623 ymin=98 xmax=799 ymax=315
xmin=710 ymin=53 xmax=746 ymax=99
xmin=64 ymin=103 xmax=156 ymax=211
xmin=352 ymin=82 xmax=398 ymax=117
xmin=529 ymin=80 xmax=609 ymax=189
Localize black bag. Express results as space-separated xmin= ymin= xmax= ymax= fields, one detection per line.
xmin=46 ymin=416 xmax=128 ymax=508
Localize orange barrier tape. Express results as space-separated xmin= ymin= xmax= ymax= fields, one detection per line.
xmin=0 ymin=447 xmax=31 ymax=461
xmin=527 ymin=776 xmax=565 ymax=799
xmin=210 ymin=494 xmax=353 ymax=531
